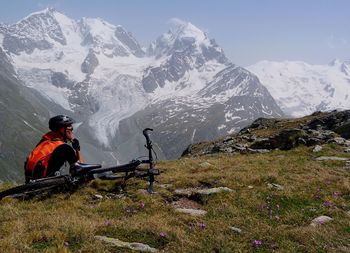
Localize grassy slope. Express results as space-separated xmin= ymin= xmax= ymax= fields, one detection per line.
xmin=0 ymin=144 xmax=349 ymax=252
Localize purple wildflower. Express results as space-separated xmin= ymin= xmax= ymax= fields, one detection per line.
xmin=198 ymin=222 xmax=206 ymax=229
xmin=276 ymin=204 xmax=280 ymax=209
xmin=332 ymin=192 xmax=341 ymax=198
xmin=64 ymin=241 xmax=69 ymax=247
xmin=323 ymin=201 xmax=335 ymax=208
xmin=159 ymin=232 xmax=166 ymax=238
xmin=104 ymin=220 xmax=112 ymax=226
xmin=253 ymin=240 xmax=263 ymax=246
xmin=319 ymin=220 xmax=325 ymax=225
xmin=140 ymin=202 xmax=145 ymax=209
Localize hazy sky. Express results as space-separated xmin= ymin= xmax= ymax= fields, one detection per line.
xmin=0 ymin=0 xmax=349 ymax=66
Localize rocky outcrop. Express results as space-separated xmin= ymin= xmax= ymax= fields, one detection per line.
xmin=182 ymin=110 xmax=350 ymax=157
xmin=81 ymin=50 xmax=99 ymax=74
xmin=307 ymin=110 xmax=350 ymax=139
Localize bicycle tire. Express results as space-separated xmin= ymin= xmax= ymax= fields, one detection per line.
xmin=0 ymin=176 xmax=68 ymax=200
xmin=8 ymin=185 xmax=64 ymax=200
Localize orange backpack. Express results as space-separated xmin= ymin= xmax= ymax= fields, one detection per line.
xmin=25 ymin=139 xmax=65 ymax=177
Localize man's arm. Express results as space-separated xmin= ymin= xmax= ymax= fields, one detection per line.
xmin=71 ymin=138 xmax=84 ymax=162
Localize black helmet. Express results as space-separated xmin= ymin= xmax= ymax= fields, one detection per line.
xmin=49 ymin=115 xmax=75 ymax=131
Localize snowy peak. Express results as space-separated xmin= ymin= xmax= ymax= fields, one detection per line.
xmin=142 ymin=19 xmax=228 ymax=94
xmin=0 ymin=8 xmax=144 ymax=58
xmin=148 ymin=19 xmax=227 ymax=64
xmin=170 ymin=19 xmax=208 ymax=43
xmin=247 ymin=60 xmax=350 ymax=117
xmin=1 ymin=8 xmax=68 ymax=54
xmin=13 ymin=8 xmax=69 ymax=44
xmin=79 ymin=17 xmax=144 ymax=57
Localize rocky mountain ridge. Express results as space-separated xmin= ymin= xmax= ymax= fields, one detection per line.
xmin=182 ymin=110 xmax=350 ymax=157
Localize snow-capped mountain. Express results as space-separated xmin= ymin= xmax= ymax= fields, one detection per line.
xmin=0 ymin=8 xmax=283 ymax=164
xmin=247 ymin=60 xmax=350 ymax=117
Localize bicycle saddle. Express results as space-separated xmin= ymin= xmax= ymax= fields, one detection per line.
xmin=70 ymin=162 xmax=102 ymax=175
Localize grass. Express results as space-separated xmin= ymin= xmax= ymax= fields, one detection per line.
xmin=0 ymin=144 xmax=349 ymax=252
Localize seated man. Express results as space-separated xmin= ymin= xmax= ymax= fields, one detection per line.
xmin=24 ymin=115 xmax=83 ymax=183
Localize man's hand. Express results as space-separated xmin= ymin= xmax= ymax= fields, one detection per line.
xmin=71 ymin=138 xmax=80 ymax=151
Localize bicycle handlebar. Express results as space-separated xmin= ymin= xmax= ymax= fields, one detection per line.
xmin=142 ymin=128 xmax=153 ymax=147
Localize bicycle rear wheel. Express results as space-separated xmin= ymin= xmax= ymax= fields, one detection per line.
xmin=0 ymin=176 xmax=69 ymax=200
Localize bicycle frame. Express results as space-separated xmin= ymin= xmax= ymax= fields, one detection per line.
xmin=72 ymin=128 xmax=158 ymax=192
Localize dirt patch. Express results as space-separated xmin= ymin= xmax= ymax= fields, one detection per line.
xmin=172 ymin=197 xmax=203 ymax=209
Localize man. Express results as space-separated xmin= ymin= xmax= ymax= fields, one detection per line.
xmin=24 ymin=115 xmax=83 ymax=183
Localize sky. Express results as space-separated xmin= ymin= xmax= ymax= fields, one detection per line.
xmin=0 ymin=0 xmax=349 ymax=66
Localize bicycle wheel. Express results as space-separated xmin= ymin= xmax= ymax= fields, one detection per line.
xmin=0 ymin=176 xmax=69 ymax=200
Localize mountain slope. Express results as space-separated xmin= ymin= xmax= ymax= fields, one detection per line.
xmin=247 ymin=60 xmax=350 ymax=117
xmin=0 ymin=48 xmax=48 ymax=182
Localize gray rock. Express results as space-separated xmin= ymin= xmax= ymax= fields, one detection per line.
xmin=233 ymin=144 xmax=247 ymax=152
xmin=196 ymin=187 xmax=234 ymax=195
xmin=345 ymin=140 xmax=350 ymax=147
xmin=199 ymin=162 xmax=212 ymax=168
xmin=175 ymin=187 xmax=234 ymax=196
xmin=114 ymin=26 xmax=145 ymax=57
xmin=310 ymin=216 xmax=333 ymax=227
xmin=328 ymin=137 xmax=346 ymax=145
xmin=344 ymin=148 xmax=350 ymax=153
xmin=230 ymin=227 xmax=242 ymax=234
xmin=51 ymin=72 xmax=74 ymax=88
xmin=174 ymin=188 xmax=196 ymax=197
xmin=93 ymin=194 xmax=103 ymax=200
xmin=313 ymin=145 xmax=323 ymax=152
xmin=81 ymin=49 xmax=99 ymax=74
xmin=247 ymin=148 xmax=270 ymax=154
xmin=267 ymin=183 xmax=284 ymax=190
xmin=175 ymin=208 xmax=207 ymax=216
xmin=316 ymin=156 xmax=349 ymax=161
xmin=95 ymin=236 xmax=158 ymax=252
